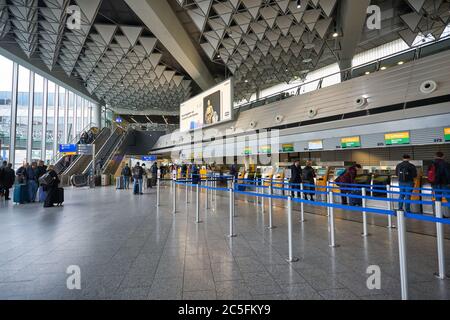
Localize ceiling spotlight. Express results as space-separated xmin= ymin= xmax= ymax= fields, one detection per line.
xmin=365 ymin=71 xmax=370 ymax=75
xmin=380 ymin=66 xmax=387 ymax=70
xmin=397 ymin=61 xmax=404 ymax=65
xmin=302 ymin=58 xmax=312 ymax=63
xmin=332 ymin=32 xmax=339 ymax=38
xmin=296 ymin=0 xmax=301 ymax=9
xmin=244 ymin=79 xmax=248 ymax=83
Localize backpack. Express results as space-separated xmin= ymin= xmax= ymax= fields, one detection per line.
xmin=302 ymin=167 xmax=314 ymax=181
xmin=427 ymin=164 xmax=436 ymax=184
xmin=398 ymin=164 xmax=414 ymax=183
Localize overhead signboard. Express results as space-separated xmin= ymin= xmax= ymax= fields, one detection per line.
xmin=341 ymin=136 xmax=361 ymax=149
xmin=259 ymin=145 xmax=272 ymax=154
xmin=180 ymin=78 xmax=233 ymax=132
xmin=77 ymin=144 xmax=94 ymax=155
xmin=115 ymin=116 xmax=123 ymax=123
xmin=59 ymin=144 xmax=78 ymax=156
xmin=385 ymin=132 xmax=410 ymax=145
xmin=308 ymin=140 xmax=323 ymax=150
xmin=445 ymin=128 xmax=450 ymax=142
xmin=282 ymin=143 xmax=295 ymax=152
xmin=243 ymin=147 xmax=252 ymax=155
xmin=142 ymin=155 xmax=157 ymax=161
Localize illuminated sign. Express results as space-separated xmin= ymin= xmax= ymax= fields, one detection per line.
xmin=244 ymin=147 xmax=252 ymax=155
xmin=445 ymin=128 xmax=450 ymax=142
xmin=385 ymin=132 xmax=410 ymax=145
xmin=282 ymin=144 xmax=294 ymax=152
xmin=259 ymin=145 xmax=271 ymax=154
xmin=308 ymin=140 xmax=323 ymax=150
xmin=341 ymin=136 xmax=361 ymax=148
xmin=142 ymin=155 xmax=157 ymax=161
xmin=59 ymin=144 xmax=78 ymax=156
xmin=115 ymin=117 xmax=123 ymax=123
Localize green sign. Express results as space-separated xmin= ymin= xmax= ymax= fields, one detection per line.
xmin=341 ymin=136 xmax=361 ymax=148
xmin=445 ymin=128 xmax=450 ymax=142
xmin=385 ymin=132 xmax=410 ymax=145
xmin=259 ymin=145 xmax=271 ymax=154
xmin=244 ymin=147 xmax=252 ymax=155
xmin=282 ymin=144 xmax=294 ymax=152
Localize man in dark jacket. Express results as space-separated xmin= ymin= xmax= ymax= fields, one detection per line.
xmin=302 ymin=161 xmax=316 ymax=201
xmin=132 ymin=162 xmax=144 ymax=195
xmin=230 ymin=161 xmax=238 ymax=182
xmin=44 ymin=165 xmax=60 ymax=208
xmin=121 ymin=163 xmax=132 ymax=189
xmin=151 ymin=162 xmax=158 ymax=187
xmin=289 ymin=160 xmax=302 ymax=198
xmin=16 ymin=163 xmax=29 ymax=184
xmin=430 ymin=152 xmax=450 ymax=203
xmin=0 ymin=163 xmax=15 ymax=200
xmin=395 ymin=154 xmax=418 ymax=212
xmin=26 ymin=162 xmax=39 ymax=202
xmin=36 ymin=160 xmax=47 ymax=182
xmin=191 ymin=165 xmax=200 ymax=185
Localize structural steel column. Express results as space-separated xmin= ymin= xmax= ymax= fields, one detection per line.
xmin=41 ymin=79 xmax=48 ymax=159
xmin=9 ymin=62 xmax=19 ymax=166
xmin=26 ymin=71 xmax=35 ymax=163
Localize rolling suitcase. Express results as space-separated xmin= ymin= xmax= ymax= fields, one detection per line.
xmin=13 ymin=184 xmax=29 ymax=204
xmin=55 ymin=188 xmax=64 ymax=206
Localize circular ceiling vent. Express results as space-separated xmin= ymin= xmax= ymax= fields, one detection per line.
xmin=249 ymin=121 xmax=257 ymax=129
xmin=420 ymin=80 xmax=438 ymax=94
xmin=354 ymin=96 xmax=368 ymax=109
xmin=275 ymin=115 xmax=284 ymax=123
xmin=307 ymin=108 xmax=318 ymax=118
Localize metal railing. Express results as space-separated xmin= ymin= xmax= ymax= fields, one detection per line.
xmin=235 ymin=35 xmax=450 ymax=111
xmin=101 ymin=127 xmax=130 ymax=175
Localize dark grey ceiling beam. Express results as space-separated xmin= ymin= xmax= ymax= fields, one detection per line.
xmin=124 ymin=0 xmax=216 ymax=91
xmin=336 ymin=0 xmax=371 ymax=75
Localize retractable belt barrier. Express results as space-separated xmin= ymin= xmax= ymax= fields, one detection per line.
xmin=159 ymin=177 xmax=450 ymax=300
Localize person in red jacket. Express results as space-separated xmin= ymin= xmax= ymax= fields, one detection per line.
xmin=335 ymin=164 xmax=361 ymax=205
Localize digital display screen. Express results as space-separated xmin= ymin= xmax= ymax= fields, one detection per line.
xmin=341 ymin=136 xmax=361 ymax=148
xmin=385 ymin=132 xmax=410 ymax=145
xmin=180 ymin=79 xmax=233 ymax=132
xmin=445 ymin=128 xmax=450 ymax=142
xmin=308 ymin=140 xmax=323 ymax=150
xmin=59 ymin=144 xmax=78 ymax=155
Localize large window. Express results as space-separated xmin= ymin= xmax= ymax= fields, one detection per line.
xmin=67 ymin=91 xmax=74 ymax=142
xmin=58 ymin=87 xmax=66 ymax=145
xmin=0 ymin=55 xmax=13 ymax=162
xmin=46 ymin=81 xmax=56 ymax=161
xmin=76 ymin=95 xmax=82 ymax=135
xmin=32 ymin=74 xmax=44 ymax=160
xmin=15 ymin=66 xmax=30 ymax=168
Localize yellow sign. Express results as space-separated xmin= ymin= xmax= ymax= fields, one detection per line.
xmin=282 ymin=144 xmax=294 ymax=152
xmin=341 ymin=136 xmax=361 ymax=148
xmin=445 ymin=128 xmax=450 ymax=142
xmin=385 ymin=132 xmax=410 ymax=145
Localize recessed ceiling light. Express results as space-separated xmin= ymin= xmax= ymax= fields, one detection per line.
xmin=380 ymin=66 xmax=387 ymax=70
xmin=296 ymin=0 xmax=301 ymax=8
xmin=244 ymin=79 xmax=248 ymax=83
xmin=365 ymin=71 xmax=370 ymax=75
xmin=332 ymin=32 xmax=339 ymax=38
xmin=302 ymin=58 xmax=312 ymax=63
xmin=397 ymin=61 xmax=404 ymax=65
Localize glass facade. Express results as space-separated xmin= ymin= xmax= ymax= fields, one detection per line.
xmin=0 ymin=53 xmax=99 ymax=169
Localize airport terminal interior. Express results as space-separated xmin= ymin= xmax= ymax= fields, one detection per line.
xmin=0 ymin=0 xmax=450 ymax=302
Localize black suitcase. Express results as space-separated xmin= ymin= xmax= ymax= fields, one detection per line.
xmin=55 ymin=188 xmax=64 ymax=206
xmin=349 ymin=189 xmax=363 ymax=206
xmin=39 ymin=173 xmax=53 ymax=186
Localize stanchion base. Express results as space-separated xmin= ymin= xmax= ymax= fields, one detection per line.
xmin=228 ymin=234 xmax=237 ymax=238
xmin=299 ymin=219 xmax=306 ymax=223
xmin=286 ymin=257 xmax=300 ymax=263
xmin=433 ymin=272 xmax=450 ymax=280
xmin=266 ymin=226 xmax=277 ymax=230
xmin=195 ymin=221 xmax=203 ymax=224
xmin=361 ymin=233 xmax=371 ymax=237
xmin=387 ymin=225 xmax=397 ymax=229
xmin=329 ymin=244 xmax=340 ymax=248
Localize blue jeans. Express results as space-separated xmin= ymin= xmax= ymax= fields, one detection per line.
xmin=28 ymin=180 xmax=38 ymax=202
xmin=433 ymin=184 xmax=449 ymax=202
xmin=398 ymin=182 xmax=414 ymax=212
xmin=123 ymin=176 xmax=130 ymax=189
xmin=133 ymin=178 xmax=143 ymax=194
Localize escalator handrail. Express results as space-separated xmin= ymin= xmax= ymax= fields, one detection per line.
xmin=101 ymin=127 xmax=131 ymax=174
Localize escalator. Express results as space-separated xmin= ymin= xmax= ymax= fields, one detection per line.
xmin=68 ymin=127 xmax=126 ymax=187
xmin=60 ymin=127 xmax=111 ymax=185
xmin=101 ymin=127 xmax=133 ymax=176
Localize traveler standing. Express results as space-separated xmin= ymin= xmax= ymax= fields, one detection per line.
xmin=36 ymin=160 xmax=47 ymax=181
xmin=16 ymin=163 xmax=29 ymax=185
xmin=302 ymin=161 xmax=316 ymax=201
xmin=191 ymin=165 xmax=200 ymax=185
xmin=121 ymin=163 xmax=132 ymax=189
xmin=0 ymin=161 xmax=7 ymax=199
xmin=1 ymin=163 xmax=15 ymax=200
xmin=151 ymin=162 xmax=158 ymax=188
xmin=230 ymin=161 xmax=238 ymax=182
xmin=132 ymin=162 xmax=144 ymax=195
xmin=289 ymin=160 xmax=303 ymax=198
xmin=428 ymin=152 xmax=450 ymax=203
xmin=43 ymin=165 xmax=60 ymax=208
xmin=26 ymin=162 xmax=39 ymax=202
xmin=335 ymin=164 xmax=361 ymax=205
xmin=395 ymin=155 xmax=418 ymax=212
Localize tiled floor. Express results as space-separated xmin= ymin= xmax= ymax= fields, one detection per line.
xmin=0 ymin=184 xmax=449 ymax=300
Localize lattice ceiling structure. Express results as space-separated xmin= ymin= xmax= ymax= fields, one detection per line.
xmin=0 ymin=0 xmax=192 ymax=112
xmin=175 ymin=0 xmax=340 ymax=101
xmin=397 ymin=0 xmax=450 ymax=45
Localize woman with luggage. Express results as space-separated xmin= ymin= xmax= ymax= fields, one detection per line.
xmin=43 ymin=165 xmax=61 ymax=208
xmin=335 ymin=164 xmax=361 ymax=205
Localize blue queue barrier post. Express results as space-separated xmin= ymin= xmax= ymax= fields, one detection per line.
xmin=172 ymin=181 xmax=177 ymax=215
xmin=362 ymin=188 xmax=369 ymax=237
xmin=328 ymin=190 xmax=338 ymax=248
xmin=196 ymin=184 xmax=201 ymax=224
xmin=287 ymin=196 xmax=299 ymax=263
xmin=396 ymin=210 xmax=409 ymax=300
xmin=267 ymin=185 xmax=276 ymax=229
xmin=300 ymin=183 xmax=305 ymax=223
xmin=326 ymin=182 xmax=331 ymax=217
xmin=156 ymin=178 xmax=160 ymax=207
xmin=228 ymin=188 xmax=236 ymax=238
xmin=185 ymin=181 xmax=189 ymax=204
xmin=434 ymin=201 xmax=448 ymax=279
xmin=205 ymin=178 xmax=209 ymax=211
xmin=386 ymin=185 xmax=396 ymax=228
xmin=261 ymin=181 xmax=265 ymax=214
